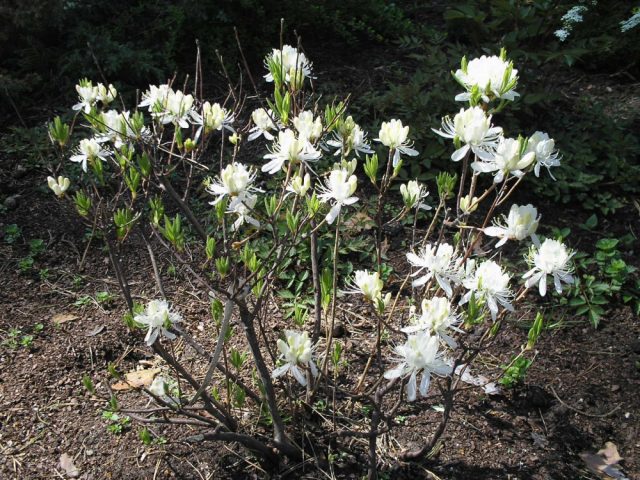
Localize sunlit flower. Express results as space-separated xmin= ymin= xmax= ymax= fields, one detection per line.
xmin=73 ymin=80 xmax=117 ymax=113
xmin=375 ymin=119 xmax=418 ymax=167
xmin=400 ymin=180 xmax=430 ymax=210
xmin=453 ymin=55 xmax=519 ymax=103
xmin=147 ymin=375 xmax=179 ymax=404
xmin=206 ymin=162 xmax=258 ymax=205
xmin=460 ymin=260 xmax=513 ymax=321
xmin=47 ymin=176 xmax=70 ymax=197
xmin=326 ymin=116 xmax=374 ymax=158
xmin=134 ymin=299 xmax=182 ymax=346
xmin=97 ymin=109 xmax=132 ymax=148
xmin=523 ymin=239 xmax=574 ymax=297
xmin=402 ymin=297 xmax=462 ymax=349
xmin=525 ymin=131 xmax=561 ymax=179
xmin=293 ymin=111 xmax=323 ymax=144
xmin=272 ymin=330 xmax=317 ymax=386
xmin=384 ymin=331 xmax=452 ymax=401
xmin=96 ymin=83 xmax=117 ymax=106
xmin=248 ymin=108 xmax=277 ymax=141
xmin=484 ymin=203 xmax=540 ymax=247
xmin=262 ymin=129 xmax=322 ymax=174
xmin=70 ymin=138 xmax=110 ymax=172
xmin=141 ymin=86 xmax=194 ymax=128
xmin=344 ymin=270 xmax=384 ymax=302
xmin=227 ymin=193 xmax=260 ymax=231
xmin=406 ymin=243 xmax=461 ymax=296
xmin=139 ymin=84 xmax=172 ymax=112
xmin=471 ymin=137 xmax=535 ymax=183
xmin=317 ymin=168 xmax=358 ymax=224
xmin=264 ymin=45 xmax=313 ymax=84
xmin=163 ymin=90 xmax=195 ymax=128
xmin=433 ymin=106 xmax=502 ymax=161
xmin=192 ymin=102 xmax=234 ymax=135
xmin=286 ymin=173 xmax=311 ymax=197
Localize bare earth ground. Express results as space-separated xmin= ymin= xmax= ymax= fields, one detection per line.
xmin=0 ymin=151 xmax=639 ymax=480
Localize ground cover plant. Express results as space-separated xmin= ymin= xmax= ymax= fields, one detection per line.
xmin=37 ymin=37 xmax=597 ymax=478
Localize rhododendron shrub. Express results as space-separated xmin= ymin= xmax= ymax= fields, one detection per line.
xmin=47 ymin=40 xmax=573 ymax=478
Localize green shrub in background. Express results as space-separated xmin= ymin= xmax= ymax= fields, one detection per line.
xmin=0 ymin=0 xmax=410 ymax=125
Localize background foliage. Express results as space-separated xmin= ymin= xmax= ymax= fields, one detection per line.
xmin=1 ymin=0 xmax=639 ymax=214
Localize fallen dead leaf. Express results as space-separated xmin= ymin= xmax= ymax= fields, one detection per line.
xmin=52 ymin=313 xmax=79 ymax=325
xmin=598 ymin=441 xmax=623 ymax=465
xmin=580 ymin=441 xmax=628 ymax=480
xmin=84 ymin=325 xmax=105 ymax=337
xmin=59 ymin=453 xmax=79 ymax=478
xmin=112 ymin=368 xmax=160 ymax=391
xmin=343 ymin=211 xmax=375 ymax=233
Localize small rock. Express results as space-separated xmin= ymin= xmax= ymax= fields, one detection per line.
xmin=332 ymin=322 xmax=346 ymax=338
xmin=13 ymin=165 xmax=28 ymax=179
xmin=3 ymin=194 xmax=20 ymax=210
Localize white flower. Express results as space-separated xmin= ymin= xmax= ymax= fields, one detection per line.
xmin=70 ymin=138 xmax=110 ymax=172
xmin=293 ymin=111 xmax=323 ymax=144
xmin=206 ymin=162 xmax=258 ymax=205
xmin=73 ymin=80 xmax=116 ymax=113
xmin=47 ymin=176 xmax=70 ymax=197
xmin=485 ymin=203 xmax=540 ymax=248
xmin=523 ymin=239 xmax=574 ymax=297
xmin=228 ymin=193 xmax=260 ymax=231
xmin=139 ymin=84 xmax=172 ymax=112
xmin=272 ymin=330 xmax=318 ymax=386
xmin=526 ymin=131 xmax=561 ymax=179
xmin=286 ymin=173 xmax=311 ymax=197
xmin=433 ymin=106 xmax=503 ymax=162
xmin=344 ymin=270 xmax=384 ymax=302
xmin=460 ymin=260 xmax=513 ymax=321
xmin=384 ymin=331 xmax=452 ymax=401
xmin=96 ymin=83 xmax=117 ymax=106
xmin=163 ymin=90 xmax=195 ymax=128
xmin=317 ymin=168 xmax=358 ymax=224
xmin=248 ymin=108 xmax=277 ymax=141
xmin=326 ymin=117 xmax=374 ymax=158
xmin=97 ymin=109 xmax=132 ymax=148
xmin=471 ymin=137 xmax=535 ymax=183
xmin=406 ymin=243 xmax=461 ymax=297
xmin=141 ymin=86 xmax=194 ymax=128
xmin=192 ymin=102 xmax=234 ymax=136
xmin=453 ymin=55 xmax=519 ymax=103
xmin=134 ymin=300 xmax=182 ymax=346
xmin=400 ymin=180 xmax=430 ymax=210
xmin=375 ymin=119 xmax=418 ymax=167
xmin=402 ymin=297 xmax=462 ymax=348
xmin=264 ymin=45 xmax=313 ymax=84
xmin=262 ymin=129 xmax=322 ymax=174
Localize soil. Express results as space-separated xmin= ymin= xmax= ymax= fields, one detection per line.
xmin=1 ymin=29 xmax=640 ymax=480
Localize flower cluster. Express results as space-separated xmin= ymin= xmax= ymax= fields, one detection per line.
xmin=453 ymin=54 xmax=518 ymax=103
xmin=384 ymin=331 xmax=452 ymax=401
xmin=317 ymin=167 xmax=358 ymax=224
xmin=272 ymin=330 xmax=317 ymax=386
xmin=134 ymin=300 xmax=183 ymax=346
xmin=264 ymin=45 xmax=313 ymax=87
xmin=375 ymin=119 xmax=418 ymax=167
xmin=73 ymin=79 xmax=117 ymax=113
xmin=406 ymin=242 xmax=461 ymax=296
xmin=484 ymin=203 xmax=540 ymax=247
xmin=523 ymin=239 xmax=575 ymax=296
